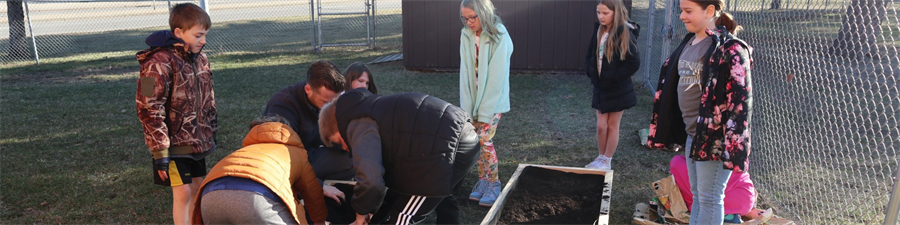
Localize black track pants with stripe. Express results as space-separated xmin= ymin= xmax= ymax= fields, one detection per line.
xmin=371 ymin=190 xmax=444 ymax=225
xmin=374 ymin=123 xmax=481 ymax=225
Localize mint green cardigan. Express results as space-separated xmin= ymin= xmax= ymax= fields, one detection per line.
xmin=459 ymin=23 xmax=514 ymax=123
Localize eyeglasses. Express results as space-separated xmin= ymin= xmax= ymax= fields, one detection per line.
xmin=460 ymin=15 xmax=478 ymax=23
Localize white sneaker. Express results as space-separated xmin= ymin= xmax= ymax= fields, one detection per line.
xmin=585 ymin=156 xmax=607 ymax=169
xmin=584 ymin=160 xmax=599 ymax=168
xmin=598 ymin=161 xmax=611 ymax=170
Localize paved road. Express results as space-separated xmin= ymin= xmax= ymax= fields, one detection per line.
xmin=1 ymin=0 xmax=400 ymax=38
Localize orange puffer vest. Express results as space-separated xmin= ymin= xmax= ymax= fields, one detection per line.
xmin=190 ymin=122 xmax=326 ymax=224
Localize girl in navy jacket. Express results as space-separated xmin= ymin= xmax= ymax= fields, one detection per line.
xmin=584 ymin=0 xmax=641 ymax=170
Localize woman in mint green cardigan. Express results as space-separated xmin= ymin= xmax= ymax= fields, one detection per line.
xmin=459 ymin=0 xmax=513 ymax=208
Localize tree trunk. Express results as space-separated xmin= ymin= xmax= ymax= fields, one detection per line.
xmin=7 ymin=0 xmax=29 ymax=59
xmin=770 ymin=0 xmax=783 ymax=9
xmin=624 ymin=0 xmax=633 ymax=17
xmin=831 ymin=0 xmax=887 ymax=59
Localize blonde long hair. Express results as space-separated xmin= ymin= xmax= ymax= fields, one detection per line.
xmin=461 ymin=0 xmax=504 ymax=42
xmin=598 ymin=0 xmax=633 ymax=62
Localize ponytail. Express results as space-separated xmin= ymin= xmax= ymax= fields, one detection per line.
xmin=716 ymin=11 xmax=743 ymax=34
xmin=687 ymin=0 xmax=743 ymax=34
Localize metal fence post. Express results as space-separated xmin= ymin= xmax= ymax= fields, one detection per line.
xmin=311 ymin=0 xmax=316 ymax=51
xmin=316 ymin=0 xmax=322 ymax=51
xmin=372 ymin=0 xmax=376 ymax=48
xmin=884 ymin=167 xmax=900 ymax=225
xmin=24 ymin=0 xmax=39 ymax=65
xmin=644 ymin=0 xmax=657 ymax=92
xmin=661 ymin=0 xmax=675 ymax=68
xmin=314 ymin=0 xmax=375 ymax=50
xmin=199 ymin=0 xmax=209 ymax=14
xmin=366 ymin=0 xmax=371 ymax=47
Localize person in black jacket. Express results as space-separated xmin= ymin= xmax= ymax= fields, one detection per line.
xmin=263 ymin=60 xmax=351 ymax=181
xmin=263 ymin=60 xmax=351 ymax=224
xmin=583 ymin=0 xmax=641 ymax=170
xmin=318 ymin=89 xmax=480 ymax=225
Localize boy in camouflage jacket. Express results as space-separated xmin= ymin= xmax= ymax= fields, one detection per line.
xmin=134 ymin=3 xmax=216 ymax=224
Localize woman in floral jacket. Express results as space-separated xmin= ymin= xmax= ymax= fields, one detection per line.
xmin=647 ymin=0 xmax=753 ymax=224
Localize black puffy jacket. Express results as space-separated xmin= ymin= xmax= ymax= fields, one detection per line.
xmin=584 ymin=21 xmax=641 ymax=113
xmin=336 ymin=89 xmax=472 ymax=197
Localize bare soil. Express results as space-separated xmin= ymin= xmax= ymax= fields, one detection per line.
xmin=498 ymin=167 xmax=607 ymax=224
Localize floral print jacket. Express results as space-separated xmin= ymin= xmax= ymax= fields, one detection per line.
xmin=648 ymin=26 xmax=753 ymax=172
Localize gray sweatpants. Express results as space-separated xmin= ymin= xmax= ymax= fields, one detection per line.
xmin=200 ymin=189 xmax=298 ymax=225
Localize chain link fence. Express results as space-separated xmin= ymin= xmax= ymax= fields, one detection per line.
xmin=1 ymin=0 xmax=402 ymax=64
xmin=632 ymin=0 xmax=900 ymax=224
xmin=632 ymin=0 xmax=689 ymax=91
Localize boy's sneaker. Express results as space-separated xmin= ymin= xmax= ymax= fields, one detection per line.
xmin=468 ymin=179 xmax=487 ymax=201
xmin=478 ymin=181 xmax=501 ymax=207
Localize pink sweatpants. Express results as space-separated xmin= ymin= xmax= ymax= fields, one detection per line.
xmin=670 ymin=155 xmax=757 ymax=216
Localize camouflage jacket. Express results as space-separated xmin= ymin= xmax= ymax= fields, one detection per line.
xmin=135 ymin=30 xmax=217 ymax=160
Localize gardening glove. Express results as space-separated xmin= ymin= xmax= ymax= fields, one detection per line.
xmin=154 ymin=157 xmax=171 ymax=181
xmin=154 ymin=157 xmax=170 ymax=172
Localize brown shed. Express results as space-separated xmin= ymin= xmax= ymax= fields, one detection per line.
xmin=402 ymin=0 xmax=631 ymax=72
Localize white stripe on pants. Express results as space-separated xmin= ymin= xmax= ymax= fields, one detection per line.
xmin=397 ymin=196 xmax=425 ymax=225
xmin=376 ymin=191 xmax=443 ymax=225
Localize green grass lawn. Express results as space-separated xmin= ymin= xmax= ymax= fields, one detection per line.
xmin=0 ymin=44 xmax=677 ymax=223
xmin=0 ymin=15 xmax=677 ymax=223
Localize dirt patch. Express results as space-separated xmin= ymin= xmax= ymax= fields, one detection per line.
xmin=498 ymin=167 xmax=607 ymax=224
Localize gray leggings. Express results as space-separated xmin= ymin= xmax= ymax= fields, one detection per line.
xmin=200 ymin=189 xmax=298 ymax=225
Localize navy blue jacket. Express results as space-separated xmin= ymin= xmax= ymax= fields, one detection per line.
xmin=584 ymin=22 xmax=641 ymax=113
xmin=263 ymin=81 xmax=325 ymax=151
